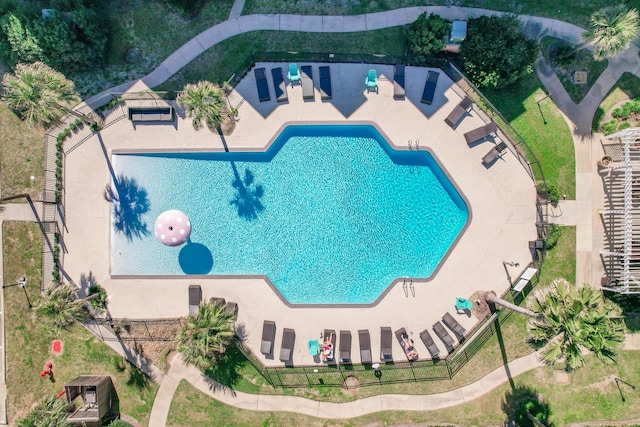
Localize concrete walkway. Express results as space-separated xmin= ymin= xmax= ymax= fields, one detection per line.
xmin=146 ymin=334 xmax=640 ymax=426
xmin=4 ymin=3 xmax=640 ymax=426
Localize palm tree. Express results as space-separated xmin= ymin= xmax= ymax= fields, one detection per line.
xmin=34 ymin=282 xmax=89 ymax=332
xmin=582 ymin=5 xmax=640 ymax=60
xmin=485 ymin=279 xmax=626 ymax=371
xmin=16 ymin=395 xmax=71 ymax=427
xmin=1 ymin=62 xmax=80 ymax=127
xmin=177 ymin=80 xmax=229 ymax=132
xmin=177 ymin=300 xmax=237 ymax=370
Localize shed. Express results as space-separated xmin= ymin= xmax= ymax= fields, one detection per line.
xmin=65 ymin=375 xmax=113 ymax=425
xmin=449 ymin=21 xmax=467 ymax=44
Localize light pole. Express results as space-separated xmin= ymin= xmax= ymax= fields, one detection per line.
xmin=3 ymin=276 xmax=32 ymax=308
xmin=536 ymin=94 xmax=552 ymax=125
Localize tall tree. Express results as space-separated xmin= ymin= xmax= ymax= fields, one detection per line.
xmin=583 ymin=5 xmax=640 ymax=60
xmin=408 ymin=13 xmax=448 ymax=58
xmin=1 ymin=61 xmax=79 ymax=127
xmin=460 ymin=15 xmax=538 ymax=88
xmin=177 ymin=300 xmax=237 ymax=370
xmin=485 ymin=279 xmax=625 ymax=371
xmin=34 ymin=282 xmax=88 ymax=333
xmin=177 ymin=80 xmax=229 ymax=132
xmin=1 ymin=13 xmax=43 ymax=65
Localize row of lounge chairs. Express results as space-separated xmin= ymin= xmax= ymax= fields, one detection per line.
xmin=259 ymin=314 xmax=467 ymax=365
xmin=188 ymin=285 xmax=238 ymax=317
xmin=254 ymin=65 xmax=332 ymax=103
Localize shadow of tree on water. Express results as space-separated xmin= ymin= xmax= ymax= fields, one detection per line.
xmin=104 ymin=174 xmax=150 ymax=241
xmin=502 ymin=384 xmax=554 ymax=427
xmin=229 ymin=164 xmax=264 ymax=221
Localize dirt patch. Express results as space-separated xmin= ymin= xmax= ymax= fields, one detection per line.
xmin=552 ymin=369 xmax=571 ymax=385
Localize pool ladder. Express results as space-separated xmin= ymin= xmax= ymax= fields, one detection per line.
xmin=407 ymin=139 xmax=421 ymax=174
xmin=402 ymin=277 xmax=415 ymax=297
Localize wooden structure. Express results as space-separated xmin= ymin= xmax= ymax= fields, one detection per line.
xmin=65 ymin=375 xmax=113 ymax=425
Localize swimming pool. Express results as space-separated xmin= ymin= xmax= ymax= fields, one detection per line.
xmin=111 ymin=124 xmax=469 ymax=305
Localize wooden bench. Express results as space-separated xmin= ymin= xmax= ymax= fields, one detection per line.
xmin=128 ymin=106 xmax=174 ymax=122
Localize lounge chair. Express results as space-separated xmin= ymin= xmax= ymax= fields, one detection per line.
xmin=301 ymin=65 xmax=314 ymax=100
xmin=380 ymin=327 xmax=393 ymax=361
xmin=419 ymin=329 xmax=441 ymax=359
xmin=464 ymin=121 xmax=498 ymax=146
xmin=322 ymin=329 xmax=336 ymax=363
xmin=421 ymin=70 xmax=440 ymax=105
xmin=319 ymin=66 xmax=332 ymax=100
xmin=339 ymin=330 xmax=352 ymax=363
xmin=261 ymin=320 xmax=276 ymax=355
xmin=188 ymin=285 xmax=201 ymax=317
xmin=482 ymin=141 xmax=508 ymax=166
xmin=254 ymin=67 xmax=270 ymax=102
xmin=271 ymin=67 xmax=288 ymax=103
xmin=393 ymin=64 xmax=405 ymax=99
xmin=209 ymin=296 xmax=225 ymax=308
xmin=432 ymin=321 xmax=455 ymax=354
xmin=442 ymin=312 xmax=466 ymax=342
xmin=455 ymin=297 xmax=473 ymax=313
xmin=279 ymin=328 xmax=295 ymax=362
xmin=287 ymin=63 xmax=301 ymax=85
xmin=224 ymin=301 xmax=238 ymax=316
xmin=395 ymin=327 xmax=419 ymax=361
xmin=365 ymin=69 xmax=378 ymax=92
xmin=444 ymin=96 xmax=473 ymax=128
xmin=358 ymin=329 xmax=372 ymax=364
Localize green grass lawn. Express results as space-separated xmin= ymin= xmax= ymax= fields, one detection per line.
xmin=485 ymin=73 xmax=576 ymax=200
xmin=169 ymin=348 xmax=640 ymax=426
xmin=2 ymin=222 xmax=158 ymax=424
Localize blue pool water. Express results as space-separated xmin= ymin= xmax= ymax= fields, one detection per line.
xmin=111 ymin=124 xmax=469 ymax=304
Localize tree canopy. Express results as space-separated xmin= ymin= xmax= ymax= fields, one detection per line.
xmin=1 ymin=61 xmax=80 ymax=127
xmin=177 ymin=80 xmax=230 ymax=132
xmin=460 ymin=15 xmax=538 ymax=89
xmin=408 ymin=13 xmax=448 ymax=58
xmin=178 ymin=300 xmax=237 ymax=370
xmin=583 ymin=5 xmax=640 ymax=60
xmin=527 ymin=279 xmax=626 ymax=370
xmin=0 ymin=5 xmax=108 ymax=72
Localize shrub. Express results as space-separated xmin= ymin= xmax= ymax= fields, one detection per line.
xmin=167 ymin=0 xmax=206 ymax=18
xmin=546 ymin=224 xmax=561 ymax=249
xmin=612 ymin=104 xmax=632 ymax=119
xmin=620 ymin=121 xmax=632 ymax=130
xmin=602 ymin=119 xmax=619 ymax=135
xmin=461 ymin=15 xmax=538 ymax=88
xmin=552 ymin=44 xmax=577 ymax=67
xmin=537 ymin=181 xmax=560 ymax=204
xmin=87 ymin=284 xmax=107 ymax=315
xmin=408 ymin=13 xmax=449 ymax=58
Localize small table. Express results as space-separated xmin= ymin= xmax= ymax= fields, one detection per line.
xmin=513 ymin=267 xmax=538 ymax=292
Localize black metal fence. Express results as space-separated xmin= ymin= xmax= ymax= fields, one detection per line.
xmin=236 ymin=261 xmax=542 ymax=389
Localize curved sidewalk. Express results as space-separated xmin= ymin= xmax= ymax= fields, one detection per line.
xmin=79 ymin=5 xmax=640 ymax=427
xmin=149 ymin=334 xmax=640 ymax=426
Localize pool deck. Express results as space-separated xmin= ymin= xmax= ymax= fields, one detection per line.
xmin=62 ymin=63 xmax=536 ymax=366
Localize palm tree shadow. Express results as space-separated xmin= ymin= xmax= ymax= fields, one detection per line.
xmin=502 ymin=384 xmax=554 ymax=427
xmin=491 ymin=305 xmax=516 ymax=390
xmin=229 ymin=163 xmax=265 ymax=221
xmin=202 ymin=344 xmax=247 ymax=395
xmin=104 ymin=174 xmax=151 ymax=241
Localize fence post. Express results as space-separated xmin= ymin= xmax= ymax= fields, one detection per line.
xmin=302 ymin=366 xmax=311 ymax=387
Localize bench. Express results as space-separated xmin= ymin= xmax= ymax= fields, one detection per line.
xmin=128 ymin=106 xmax=174 ymax=122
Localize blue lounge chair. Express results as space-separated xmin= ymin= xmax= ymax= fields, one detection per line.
xmin=254 ymin=68 xmax=270 ymax=102
xmin=455 ymin=297 xmax=473 ymax=312
xmin=271 ymin=67 xmax=288 ymax=103
xmin=365 ymin=69 xmax=378 ymax=92
xmin=319 ymin=66 xmax=332 ymax=100
xmin=287 ymin=63 xmax=301 ymax=85
xmin=421 ymin=70 xmax=440 ymax=105
xmin=393 ymin=64 xmax=405 ymax=99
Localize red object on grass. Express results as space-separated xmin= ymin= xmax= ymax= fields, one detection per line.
xmin=39 ymin=371 xmax=46 ymax=377
xmin=46 ymin=362 xmax=53 ymax=369
xmin=52 ymin=340 xmax=62 ymax=354
xmin=55 ymin=390 xmax=66 ymax=399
